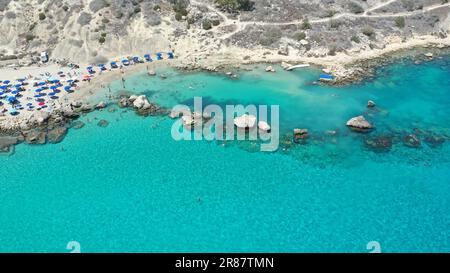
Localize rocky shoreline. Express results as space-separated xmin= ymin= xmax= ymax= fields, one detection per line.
xmin=173 ymin=43 xmax=450 ymax=87
xmin=0 ymin=94 xmax=167 ymax=156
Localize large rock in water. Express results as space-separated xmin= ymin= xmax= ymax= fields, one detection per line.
xmin=47 ymin=127 xmax=68 ymax=144
xmin=403 ymin=134 xmax=421 ymax=148
xmin=234 ymin=115 xmax=257 ymax=129
xmin=133 ymin=95 xmax=151 ymax=110
xmin=346 ymin=116 xmax=374 ymax=132
xmin=293 ymin=129 xmax=309 ymax=143
xmin=258 ymin=121 xmax=271 ymax=132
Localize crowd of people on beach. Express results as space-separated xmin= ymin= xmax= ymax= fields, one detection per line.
xmin=0 ymin=52 xmax=174 ymax=117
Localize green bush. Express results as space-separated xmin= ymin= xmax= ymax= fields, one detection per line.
xmin=349 ymin=2 xmax=364 ymax=14
xmin=202 ymin=19 xmax=212 ymax=30
xmin=293 ymin=32 xmax=306 ymax=41
xmin=25 ymin=34 xmax=35 ymax=42
xmin=395 ymin=17 xmax=405 ymax=28
xmin=38 ymin=13 xmax=46 ymax=20
xmin=362 ymin=26 xmax=375 ymax=37
xmin=175 ymin=12 xmax=183 ymax=21
xmin=99 ymin=37 xmax=106 ymax=44
xmin=212 ymin=19 xmax=220 ymax=26
xmin=351 ymin=35 xmax=361 ymax=43
xmin=301 ymin=18 xmax=311 ymax=30
xmin=214 ymin=0 xmax=254 ymax=12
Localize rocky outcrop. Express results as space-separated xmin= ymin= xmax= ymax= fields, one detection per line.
xmin=23 ymin=129 xmax=47 ymax=145
xmin=0 ymin=136 xmax=19 ymax=155
xmin=133 ymin=95 xmax=151 ymax=109
xmin=293 ymin=129 xmax=309 ymax=142
xmin=403 ymin=134 xmax=421 ymax=148
xmin=346 ymin=116 xmax=374 ymax=132
xmin=234 ymin=114 xmax=257 ymax=129
xmin=118 ymin=97 xmax=130 ymax=108
xmin=95 ymin=101 xmax=107 ymax=109
xmin=258 ymin=121 xmax=271 ymax=132
xmin=47 ymin=127 xmax=68 ymax=144
xmin=265 ymin=66 xmax=276 ymax=72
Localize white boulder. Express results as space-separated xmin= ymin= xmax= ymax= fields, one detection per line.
xmin=234 ymin=114 xmax=257 ymax=129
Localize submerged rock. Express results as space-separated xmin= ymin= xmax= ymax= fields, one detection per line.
xmin=403 ymin=134 xmax=421 ymax=148
xmin=364 ymin=136 xmax=393 ymax=153
xmin=346 ymin=116 xmax=374 ymax=132
xmin=424 ymin=135 xmax=445 ymax=148
xmin=367 ymin=100 xmax=376 ymax=108
xmin=47 ymin=127 xmax=68 ymax=144
xmin=293 ymin=129 xmax=309 ymax=143
xmin=0 ymin=136 xmax=19 ymax=155
xmin=97 ymin=120 xmax=109 ymax=128
xmin=148 ymin=70 xmax=156 ymax=76
xmin=70 ymin=120 xmax=85 ymax=129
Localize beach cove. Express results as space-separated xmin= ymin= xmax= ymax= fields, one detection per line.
xmin=0 ymin=56 xmax=449 ymax=252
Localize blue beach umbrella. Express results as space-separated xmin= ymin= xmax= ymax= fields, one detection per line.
xmin=121 ymin=59 xmax=130 ymax=66
xmin=0 ymin=85 xmax=8 ymax=90
xmin=156 ymin=53 xmax=163 ymax=60
xmin=110 ymin=62 xmax=118 ymax=68
xmin=3 ymin=80 xmax=10 ymax=85
xmin=50 ymin=85 xmax=58 ymax=90
xmin=167 ymin=52 xmax=174 ymax=59
xmin=144 ymin=54 xmax=152 ymax=62
xmin=7 ymin=96 xmax=17 ymax=103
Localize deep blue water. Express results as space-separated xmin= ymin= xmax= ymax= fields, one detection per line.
xmin=0 ymin=58 xmax=449 ymax=253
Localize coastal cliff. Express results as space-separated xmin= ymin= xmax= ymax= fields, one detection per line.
xmin=0 ymin=0 xmax=449 ymax=69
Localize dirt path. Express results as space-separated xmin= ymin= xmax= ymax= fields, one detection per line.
xmin=191 ymin=0 xmax=450 ymax=40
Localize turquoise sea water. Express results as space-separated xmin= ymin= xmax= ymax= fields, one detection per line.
xmin=1 ymin=57 xmax=449 ymax=253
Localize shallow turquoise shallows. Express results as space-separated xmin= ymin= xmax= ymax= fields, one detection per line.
xmin=1 ymin=58 xmax=450 ymax=253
